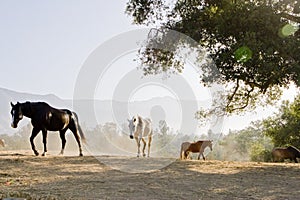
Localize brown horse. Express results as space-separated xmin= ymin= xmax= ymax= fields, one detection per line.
xmin=0 ymin=139 xmax=5 ymax=147
xmin=180 ymin=140 xmax=213 ymax=160
xmin=272 ymin=146 xmax=300 ymax=163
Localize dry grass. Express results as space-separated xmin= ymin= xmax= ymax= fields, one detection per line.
xmin=0 ymin=151 xmax=300 ymax=200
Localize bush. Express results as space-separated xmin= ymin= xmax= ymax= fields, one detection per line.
xmin=250 ymin=143 xmax=272 ymax=162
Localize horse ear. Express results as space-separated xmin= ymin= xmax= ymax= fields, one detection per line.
xmin=127 ymin=119 xmax=130 ymax=122
xmin=10 ymin=102 xmax=14 ymax=107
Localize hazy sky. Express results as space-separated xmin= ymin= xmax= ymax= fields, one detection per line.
xmin=0 ymin=0 xmax=138 ymax=98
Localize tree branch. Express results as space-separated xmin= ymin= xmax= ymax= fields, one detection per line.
xmin=227 ymin=78 xmax=240 ymax=108
xmin=229 ymin=86 xmax=255 ymax=112
xmin=279 ymin=12 xmax=300 ymax=23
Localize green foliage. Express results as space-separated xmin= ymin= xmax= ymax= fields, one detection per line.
xmin=126 ymin=0 xmax=166 ymax=25
xmin=250 ymin=142 xmax=272 ymax=162
xmin=214 ymin=121 xmax=273 ymax=161
xmin=263 ymin=95 xmax=300 ymax=147
xmin=126 ymin=0 xmax=300 ymax=115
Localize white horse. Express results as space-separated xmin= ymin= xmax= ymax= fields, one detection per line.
xmin=0 ymin=139 xmax=5 ymax=147
xmin=128 ymin=115 xmax=153 ymax=157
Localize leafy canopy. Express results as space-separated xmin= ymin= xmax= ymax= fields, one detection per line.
xmin=263 ymin=95 xmax=300 ymax=147
xmin=126 ymin=0 xmax=300 ymax=115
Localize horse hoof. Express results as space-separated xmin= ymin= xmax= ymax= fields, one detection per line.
xmin=79 ymin=153 xmax=83 ymax=156
xmin=34 ymin=152 xmax=39 ymax=156
xmin=42 ymin=153 xmax=45 ymax=156
xmin=143 ymin=154 xmax=146 ymax=157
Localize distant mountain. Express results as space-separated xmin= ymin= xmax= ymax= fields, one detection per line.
xmin=0 ymin=88 xmax=208 ymax=135
xmin=73 ymin=97 xmax=205 ymax=134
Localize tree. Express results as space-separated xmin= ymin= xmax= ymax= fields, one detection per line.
xmin=158 ymin=120 xmax=169 ymax=135
xmin=263 ymin=95 xmax=300 ymax=147
xmin=102 ymin=122 xmax=118 ymax=140
xmin=126 ymin=0 xmax=300 ymax=116
xmin=215 ymin=121 xmax=272 ymax=161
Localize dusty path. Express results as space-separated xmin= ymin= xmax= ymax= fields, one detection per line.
xmin=0 ymin=153 xmax=300 ymax=200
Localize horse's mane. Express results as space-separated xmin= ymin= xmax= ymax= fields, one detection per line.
xmin=287 ymin=146 xmax=300 ymax=152
xmin=133 ymin=115 xmax=143 ymax=128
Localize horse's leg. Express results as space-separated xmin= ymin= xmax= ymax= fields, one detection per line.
xmin=59 ymin=129 xmax=67 ymax=155
xmin=147 ymin=136 xmax=152 ymax=157
xmin=41 ymin=130 xmax=48 ymax=156
xmin=293 ymin=157 xmax=298 ymax=163
xmin=141 ymin=138 xmax=146 ymax=157
xmin=135 ymin=137 xmax=141 ymax=157
xmin=184 ymin=151 xmax=188 ymax=159
xmin=198 ymin=151 xmax=205 ymax=160
xmin=69 ymin=123 xmax=83 ymax=156
xmin=30 ymin=127 xmax=40 ymax=156
xmin=197 ymin=152 xmax=201 ymax=160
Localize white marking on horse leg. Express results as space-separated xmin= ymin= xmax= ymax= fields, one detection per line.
xmin=135 ymin=137 xmax=140 ymax=157
xmin=148 ymin=136 xmax=152 ymax=157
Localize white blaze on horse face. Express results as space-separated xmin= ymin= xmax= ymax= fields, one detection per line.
xmin=128 ymin=119 xmax=135 ymax=138
xmin=11 ymin=110 xmax=15 ymax=127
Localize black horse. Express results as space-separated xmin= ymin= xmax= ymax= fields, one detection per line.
xmin=10 ymin=101 xmax=86 ymax=156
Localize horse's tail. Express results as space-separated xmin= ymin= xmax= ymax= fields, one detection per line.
xmin=71 ymin=112 xmax=86 ymax=144
xmin=180 ymin=144 xmax=184 ymax=159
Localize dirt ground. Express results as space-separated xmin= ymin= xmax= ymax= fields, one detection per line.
xmin=0 ymin=151 xmax=300 ymax=200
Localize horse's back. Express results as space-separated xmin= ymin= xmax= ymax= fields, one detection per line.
xmin=181 ymin=142 xmax=191 ymax=152
xmin=30 ymin=102 xmax=72 ymax=130
xmin=189 ymin=141 xmax=203 ymax=152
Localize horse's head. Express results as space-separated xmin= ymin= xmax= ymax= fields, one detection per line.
xmin=127 ymin=116 xmax=137 ymax=139
xmin=10 ymin=102 xmax=23 ymax=128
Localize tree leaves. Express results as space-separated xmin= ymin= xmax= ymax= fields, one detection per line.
xmin=126 ymin=0 xmax=300 ymax=115
xmin=263 ymin=96 xmax=300 ymax=147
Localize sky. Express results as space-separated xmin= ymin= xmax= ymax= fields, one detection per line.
xmin=0 ymin=1 xmax=298 ymax=133
xmin=0 ymin=0 xmax=138 ymax=98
